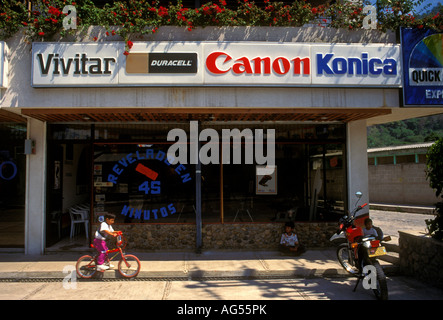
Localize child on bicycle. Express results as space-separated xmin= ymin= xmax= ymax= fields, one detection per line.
xmin=93 ymin=213 xmax=119 ymax=271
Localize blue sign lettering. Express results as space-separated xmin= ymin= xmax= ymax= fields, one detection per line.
xmin=103 ymin=148 xmax=191 ymax=221
xmin=316 ymin=53 xmax=397 ymax=76
xmin=0 ymin=161 xmax=17 ymax=181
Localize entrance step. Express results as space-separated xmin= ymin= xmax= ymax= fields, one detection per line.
xmin=379 ymin=251 xmax=400 ymax=265
xmin=383 ymin=241 xmax=400 ymax=253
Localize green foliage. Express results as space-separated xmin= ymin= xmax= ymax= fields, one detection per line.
xmin=425 ymin=138 xmax=443 ymax=240
xmin=0 ymin=0 xmax=443 ymax=46
xmin=426 ymin=138 xmax=443 ymax=198
xmin=426 ymin=202 xmax=443 ymax=241
xmin=367 ymin=115 xmax=443 ymax=148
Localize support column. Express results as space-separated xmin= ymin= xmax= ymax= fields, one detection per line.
xmin=191 ymin=121 xmax=202 ymax=253
xmin=346 ymin=120 xmax=369 ymax=212
xmin=25 ymin=118 xmax=46 ymax=255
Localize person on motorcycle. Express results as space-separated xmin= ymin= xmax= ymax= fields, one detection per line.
xmin=363 ymin=218 xmax=384 ymax=241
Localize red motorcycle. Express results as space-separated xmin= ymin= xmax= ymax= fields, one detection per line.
xmin=330 ymin=192 xmax=390 ymax=300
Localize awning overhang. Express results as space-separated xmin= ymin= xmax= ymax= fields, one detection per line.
xmin=0 ymin=108 xmax=27 ymax=123
xmin=19 ymin=107 xmax=392 ymax=123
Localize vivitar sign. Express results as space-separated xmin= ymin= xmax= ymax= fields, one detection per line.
xmin=31 ymin=42 xmax=401 ymax=87
xmin=32 ymin=43 xmax=119 ymax=86
xmin=401 ymin=27 xmax=443 ymax=106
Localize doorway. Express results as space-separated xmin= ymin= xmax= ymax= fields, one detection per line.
xmin=46 ymin=140 xmax=91 ymax=248
xmin=0 ymin=123 xmax=26 ymax=249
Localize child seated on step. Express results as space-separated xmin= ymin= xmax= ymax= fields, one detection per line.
xmin=279 ymin=221 xmax=305 ymax=256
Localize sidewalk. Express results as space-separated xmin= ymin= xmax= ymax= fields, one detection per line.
xmin=0 ymin=248 xmax=398 ymax=280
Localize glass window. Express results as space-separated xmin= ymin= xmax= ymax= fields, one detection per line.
xmin=93 ymin=143 xmax=195 ymax=224
xmin=49 ymin=124 xmax=92 ymax=140
xmin=222 ymin=141 xmax=346 ymax=223
xmin=48 ymin=122 xmax=346 ymax=228
xmin=0 ymin=123 xmax=26 ymax=248
xmin=309 ymin=143 xmax=346 ymax=221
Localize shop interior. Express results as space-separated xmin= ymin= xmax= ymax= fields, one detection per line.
xmin=44 ymin=122 xmax=347 ymax=250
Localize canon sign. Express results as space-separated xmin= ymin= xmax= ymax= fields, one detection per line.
xmin=206 ymin=51 xmax=310 ymax=75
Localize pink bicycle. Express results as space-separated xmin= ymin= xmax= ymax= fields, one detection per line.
xmin=76 ymin=231 xmax=141 ymax=279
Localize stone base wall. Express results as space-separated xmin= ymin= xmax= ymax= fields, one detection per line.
xmin=117 ymin=222 xmax=337 ymax=251
xmin=399 ymin=231 xmax=443 ymax=288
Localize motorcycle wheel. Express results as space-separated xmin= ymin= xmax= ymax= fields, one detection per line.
xmin=336 ymin=243 xmax=359 ymax=275
xmin=363 ymin=259 xmax=389 ymax=300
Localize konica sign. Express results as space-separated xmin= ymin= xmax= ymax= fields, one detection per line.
xmin=401 ymin=27 xmax=443 ymax=106
xmin=31 ymin=41 xmax=401 ymax=87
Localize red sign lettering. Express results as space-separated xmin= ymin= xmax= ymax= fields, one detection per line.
xmin=205 ymin=51 xmax=310 ymax=76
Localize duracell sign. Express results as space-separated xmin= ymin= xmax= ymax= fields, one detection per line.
xmin=126 ymin=52 xmax=197 ymax=74
xmin=31 ymin=41 xmax=401 ymax=87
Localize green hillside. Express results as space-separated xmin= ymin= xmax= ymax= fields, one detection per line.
xmin=367 ymin=114 xmax=443 ymax=148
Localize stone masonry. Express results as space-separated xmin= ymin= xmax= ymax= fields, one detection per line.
xmin=399 ymin=231 xmax=443 ymax=288
xmin=116 ymin=222 xmax=338 ymax=251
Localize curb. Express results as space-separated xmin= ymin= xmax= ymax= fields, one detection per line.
xmin=0 ymin=269 xmax=351 ymax=281
xmin=0 ymin=266 xmax=402 ymax=281
xmin=370 ymin=204 xmax=434 ymax=215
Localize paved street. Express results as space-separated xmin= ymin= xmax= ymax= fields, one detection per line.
xmin=369 ymin=209 xmax=432 ymax=243
xmin=0 ymin=208 xmax=441 ymax=303
xmin=0 ymin=275 xmax=442 ymax=301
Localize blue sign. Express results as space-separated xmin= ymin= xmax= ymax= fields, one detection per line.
xmin=401 ymin=27 xmax=443 ymax=106
xmin=0 ymin=161 xmax=17 ymax=180
xmin=105 ymin=148 xmax=192 ymax=221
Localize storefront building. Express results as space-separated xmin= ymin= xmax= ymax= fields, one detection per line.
xmin=1 ymin=26 xmax=442 ymax=254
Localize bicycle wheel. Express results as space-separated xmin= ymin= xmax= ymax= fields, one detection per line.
xmin=76 ymin=255 xmax=97 ymax=279
xmin=118 ymin=254 xmax=141 ymax=278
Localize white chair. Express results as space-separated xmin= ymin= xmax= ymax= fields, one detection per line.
xmin=69 ymin=207 xmax=89 ymax=239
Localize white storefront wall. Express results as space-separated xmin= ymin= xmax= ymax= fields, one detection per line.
xmin=1 ymin=27 xmax=441 ymax=254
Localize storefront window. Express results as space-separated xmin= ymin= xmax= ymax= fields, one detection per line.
xmin=93 ymin=143 xmax=195 ymax=224
xmin=0 ymin=123 xmax=26 ymax=248
xmin=308 ymin=143 xmax=346 ymax=221
xmin=47 ymin=122 xmax=346 ymax=231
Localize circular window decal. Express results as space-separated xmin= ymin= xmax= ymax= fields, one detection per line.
xmin=103 ymin=147 xmax=192 ymax=222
